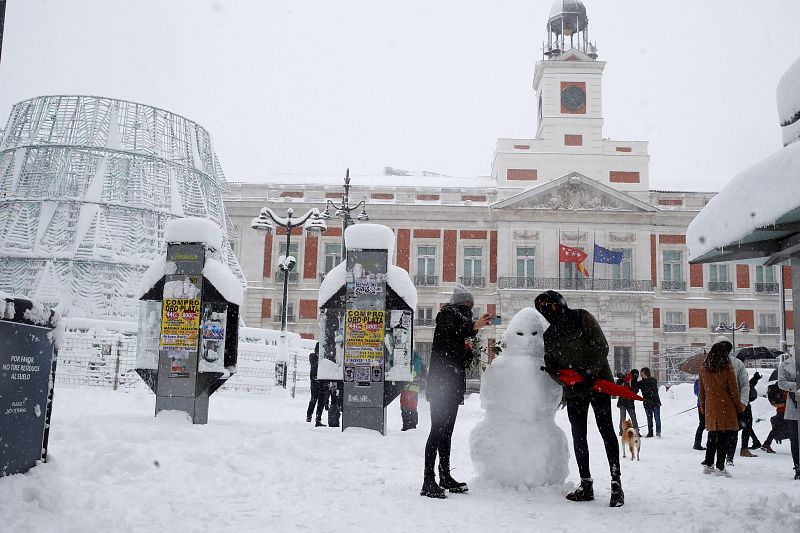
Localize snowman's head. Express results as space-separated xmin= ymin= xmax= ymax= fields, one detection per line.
xmin=503 ymin=307 xmax=549 ymax=358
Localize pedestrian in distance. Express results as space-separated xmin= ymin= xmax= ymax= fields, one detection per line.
xmin=715 ymin=336 xmax=750 ymax=465
xmin=421 ymin=283 xmax=492 ymax=499
xmin=699 ymin=341 xmax=745 ymax=478
xmin=693 ymin=377 xmax=707 ymax=450
xmin=638 ymin=367 xmax=661 ymax=438
xmin=776 ymin=353 xmax=800 ymax=480
xmin=306 ymin=342 xmax=328 ymax=427
xmin=534 ymin=290 xmax=624 ymax=508
xmin=401 ymin=352 xmax=425 ymax=431
xmin=616 ymin=371 xmax=639 ymax=437
xmin=739 ymin=372 xmax=763 ymax=456
xmin=761 ymin=381 xmax=789 ymax=454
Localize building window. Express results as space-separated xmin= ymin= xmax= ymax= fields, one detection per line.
xmin=516 ymin=247 xmax=536 ymax=281
xmin=323 ymin=243 xmax=342 ymax=274
xmin=664 ymin=311 xmax=686 ymax=332
xmin=758 ymin=313 xmax=779 ymax=335
xmin=415 ymin=341 xmax=433 ymax=366
xmin=416 ymin=245 xmax=437 ymax=285
xmin=662 ymin=250 xmax=685 ymax=291
xmin=613 ymin=346 xmax=632 ymax=374
xmin=711 ymin=312 xmax=731 ymax=331
xmin=709 ymin=264 xmax=732 ymax=292
xmin=612 ymin=248 xmax=632 ymax=280
xmin=462 ymin=247 xmax=484 ymax=287
xmin=756 ymin=266 xmax=778 ymax=293
xmin=279 ymin=242 xmax=299 ymax=263
xmin=274 ymin=301 xmax=295 ymax=324
xmin=415 ymin=306 xmax=434 ymax=327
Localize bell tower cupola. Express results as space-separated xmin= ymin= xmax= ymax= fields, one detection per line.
xmin=544 ymin=0 xmax=598 ymax=60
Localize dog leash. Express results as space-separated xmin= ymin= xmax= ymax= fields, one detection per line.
xmin=633 ymin=406 xmax=698 ymax=430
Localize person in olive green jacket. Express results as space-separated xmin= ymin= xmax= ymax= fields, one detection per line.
xmin=535 ymin=290 xmax=623 ymax=508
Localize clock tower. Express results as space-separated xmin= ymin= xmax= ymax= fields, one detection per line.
xmin=491 ymin=0 xmax=649 ymax=193
xmin=533 ymin=0 xmax=605 ymax=145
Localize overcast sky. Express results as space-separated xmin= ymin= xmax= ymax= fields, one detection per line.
xmin=1 ymin=0 xmax=798 ymax=191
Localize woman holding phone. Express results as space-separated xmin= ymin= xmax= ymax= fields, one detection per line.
xmin=421 ymin=283 xmax=492 ymax=498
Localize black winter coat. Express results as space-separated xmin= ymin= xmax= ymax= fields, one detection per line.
xmin=427 ymin=303 xmax=476 ymax=403
xmin=309 ymin=351 xmax=319 ymax=382
xmin=638 ymin=377 xmax=661 ymax=408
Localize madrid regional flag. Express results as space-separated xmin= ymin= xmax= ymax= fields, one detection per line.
xmin=559 ymin=244 xmax=590 ymax=277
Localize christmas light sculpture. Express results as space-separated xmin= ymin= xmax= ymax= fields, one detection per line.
xmin=0 ymin=95 xmax=244 ymax=319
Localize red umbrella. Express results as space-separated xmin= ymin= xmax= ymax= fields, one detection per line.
xmin=541 ymin=367 xmax=644 ymax=401
xmin=679 ymin=351 xmax=707 ymax=375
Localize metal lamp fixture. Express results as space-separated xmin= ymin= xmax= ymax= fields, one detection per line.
xmin=322 ymin=169 xmax=370 ymax=257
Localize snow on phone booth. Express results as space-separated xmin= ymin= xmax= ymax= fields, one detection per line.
xmin=317 ymin=224 xmax=417 ymax=435
xmin=135 ymin=218 xmax=242 ymax=424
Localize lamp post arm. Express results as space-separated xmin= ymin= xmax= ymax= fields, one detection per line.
xmin=260 ymin=206 xmax=321 ymax=227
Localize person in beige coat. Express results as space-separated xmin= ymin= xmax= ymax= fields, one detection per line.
xmin=699 ymin=341 xmax=745 ymax=477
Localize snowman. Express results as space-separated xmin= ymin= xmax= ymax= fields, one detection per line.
xmin=469 ymin=307 xmax=569 ymax=487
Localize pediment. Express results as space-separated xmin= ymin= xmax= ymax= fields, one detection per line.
xmin=492 ymin=173 xmax=657 ymax=212
xmin=555 ymin=49 xmax=594 ymax=62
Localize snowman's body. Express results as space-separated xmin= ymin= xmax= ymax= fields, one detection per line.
xmin=469 ymin=307 xmax=569 ymax=487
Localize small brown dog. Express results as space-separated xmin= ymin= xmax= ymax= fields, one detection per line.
xmin=621 ymin=419 xmax=641 ymax=461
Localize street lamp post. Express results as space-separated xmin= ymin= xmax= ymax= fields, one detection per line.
xmin=251 ymin=206 xmax=327 ymax=331
xmin=319 ymin=169 xmax=369 ymax=258
xmin=715 ymin=321 xmax=750 ymax=350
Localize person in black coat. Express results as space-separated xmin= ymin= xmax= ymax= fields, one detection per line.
xmin=306 ymin=342 xmax=328 ymax=426
xmin=638 ymin=367 xmax=661 ymax=437
xmin=616 ymin=370 xmax=639 ymax=436
xmin=421 ymin=283 xmax=491 ymax=499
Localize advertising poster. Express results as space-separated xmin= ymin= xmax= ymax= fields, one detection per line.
xmin=344 ymin=309 xmax=385 ymax=366
xmin=160 ymin=298 xmax=201 ymax=352
xmin=199 ymin=304 xmax=227 ymax=373
xmin=384 ymin=309 xmax=413 ymax=381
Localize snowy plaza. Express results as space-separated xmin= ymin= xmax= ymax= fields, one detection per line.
xmin=3 ymin=0 xmax=800 ymax=531
xmin=2 ymin=383 xmax=800 ymax=532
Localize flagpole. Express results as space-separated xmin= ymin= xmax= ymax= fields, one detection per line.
xmin=558 ymin=228 xmax=561 ymax=290
xmin=591 ymin=229 xmax=596 ymax=290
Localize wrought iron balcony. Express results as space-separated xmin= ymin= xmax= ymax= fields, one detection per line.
xmin=414 ymin=318 xmax=435 ymax=327
xmin=708 ymin=281 xmax=733 ymax=293
xmin=415 ymin=275 xmax=438 ymax=286
xmin=663 ymin=324 xmax=687 ymax=332
xmin=274 ymin=271 xmax=299 ymax=284
xmin=661 ymin=281 xmax=686 ymax=292
xmin=498 ymin=277 xmax=653 ymax=292
xmin=755 ymin=282 xmax=779 ymax=294
xmin=758 ymin=325 xmax=781 ymax=335
xmin=459 ymin=276 xmax=485 ymax=288
xmin=272 ymin=314 xmax=296 ymax=324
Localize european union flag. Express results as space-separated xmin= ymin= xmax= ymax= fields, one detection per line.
xmin=593 ymin=244 xmax=623 ymax=264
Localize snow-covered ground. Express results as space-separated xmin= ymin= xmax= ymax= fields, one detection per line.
xmin=2 ymin=383 xmax=800 ymax=532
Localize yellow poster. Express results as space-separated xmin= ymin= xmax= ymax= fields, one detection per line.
xmin=160 ymin=298 xmax=201 ymax=351
xmin=346 ymin=310 xmax=384 ymax=347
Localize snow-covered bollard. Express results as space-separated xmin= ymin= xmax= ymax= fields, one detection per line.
xmin=135 ymin=217 xmax=243 ymax=424
xmin=0 ymin=293 xmax=60 ymax=476
xmin=470 ymin=307 xmax=569 ymax=487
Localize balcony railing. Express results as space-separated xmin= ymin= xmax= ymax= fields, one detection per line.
xmin=755 ymin=282 xmax=779 ymax=294
xmin=272 ymin=314 xmax=296 ymax=324
xmin=663 ymin=324 xmax=687 ymax=332
xmin=460 ymin=276 xmax=485 ymax=288
xmin=415 ymin=275 xmax=438 ymax=286
xmin=414 ymin=318 xmax=435 ymax=327
xmin=661 ymin=281 xmax=686 ymax=292
xmin=497 ymin=277 xmax=653 ymax=291
xmin=758 ymin=326 xmax=781 ymax=335
xmin=274 ymin=271 xmax=299 ymax=284
xmin=708 ymin=281 xmax=733 ymax=293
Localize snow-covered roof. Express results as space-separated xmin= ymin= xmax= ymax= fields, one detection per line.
xmin=135 ymin=255 xmax=243 ymax=306
xmin=345 ymin=224 xmax=395 ymax=261
xmin=778 ymin=56 xmax=800 ymax=147
xmin=232 ymin=172 xmax=492 ymax=189
xmin=687 ymin=140 xmax=800 ymax=262
xmin=165 ymin=217 xmax=224 ymax=251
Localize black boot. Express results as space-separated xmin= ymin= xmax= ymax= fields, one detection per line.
xmin=795 ymin=466 xmax=800 ymax=481
xmin=420 ymin=473 xmax=446 ymax=499
xmin=609 ymin=479 xmax=624 ymax=507
xmin=566 ymin=479 xmax=594 ymax=502
xmin=401 ymin=408 xmax=411 ymax=431
xmin=315 ymin=419 xmax=326 ymax=427
xmin=410 ymin=410 xmax=418 ymax=429
xmin=439 ymin=467 xmax=468 ymax=493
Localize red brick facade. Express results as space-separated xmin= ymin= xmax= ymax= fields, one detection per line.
xmin=736 ymin=264 xmax=750 ymax=289
xmin=659 ymin=234 xmax=686 ymax=244
xmin=371 ymin=193 xmax=394 ymax=200
xmin=615 ymin=147 xmax=632 ymax=152
xmin=396 ymin=228 xmax=410 ymax=271
xmin=299 ymin=299 xmax=318 ymax=320
xmin=413 ymin=229 xmax=441 ymax=239
xmin=610 ymin=171 xmax=640 ymax=183
xmin=653 ymin=308 xmax=660 ymax=329
xmin=688 ymin=308 xmax=707 ymax=329
xmin=303 ymin=233 xmax=318 ymax=279
xmin=650 ymin=235 xmax=657 ymax=284
xmin=735 ymin=309 xmax=754 ymax=329
xmin=262 ymin=233 xmax=273 ymax=278
xmin=416 ymin=194 xmax=440 ymax=201
xmin=784 ymin=266 xmax=793 ymax=289
xmin=564 ymin=134 xmax=583 ymax=146
xmin=280 ymin=191 xmax=303 ymax=198
xmin=690 ymin=264 xmax=703 ymax=288
xmin=261 ymin=298 xmax=272 ymax=319
xmin=460 ymin=230 xmax=487 ymax=240
xmin=443 ymin=230 xmax=457 ymax=282
xmin=507 ymin=169 xmax=537 ymax=180
xmin=489 ymin=231 xmax=498 ymax=283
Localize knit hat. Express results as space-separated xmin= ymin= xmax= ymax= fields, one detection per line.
xmin=450 ymin=283 xmax=474 ymax=306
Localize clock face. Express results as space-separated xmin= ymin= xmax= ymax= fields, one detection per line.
xmin=561 ymin=85 xmax=586 ymax=112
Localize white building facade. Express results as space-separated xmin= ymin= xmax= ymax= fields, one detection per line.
xmin=222 ymin=1 xmax=792 ymax=379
